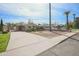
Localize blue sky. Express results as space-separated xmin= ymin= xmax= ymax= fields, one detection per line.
xmin=0 ymin=3 xmax=79 ymax=24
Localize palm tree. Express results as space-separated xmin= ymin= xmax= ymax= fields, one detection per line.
xmin=0 ymin=18 xmax=3 ymax=33
xmin=49 ymin=3 xmax=52 ymax=31
xmin=73 ymin=14 xmax=76 ymax=29
xmin=64 ymin=11 xmax=70 ymax=30
xmin=73 ymin=14 xmax=76 ymax=22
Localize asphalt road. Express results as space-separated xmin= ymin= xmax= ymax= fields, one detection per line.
xmin=37 ymin=33 xmax=79 ymax=56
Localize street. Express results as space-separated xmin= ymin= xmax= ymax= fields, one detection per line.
xmin=38 ymin=33 xmax=79 ymax=56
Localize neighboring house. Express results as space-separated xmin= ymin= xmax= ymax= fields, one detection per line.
xmin=14 ymin=22 xmax=26 ymax=31
xmin=3 ymin=24 xmax=8 ymax=32
xmin=26 ymin=21 xmax=37 ymax=30
xmin=42 ymin=23 xmax=58 ymax=30
xmin=42 ymin=23 xmax=65 ymax=31
xmin=8 ymin=20 xmax=38 ymax=32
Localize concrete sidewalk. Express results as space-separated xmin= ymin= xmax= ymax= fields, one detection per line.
xmin=0 ymin=32 xmax=77 ymax=56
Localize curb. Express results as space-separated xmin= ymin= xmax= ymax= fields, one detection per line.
xmin=52 ymin=32 xmax=78 ymax=48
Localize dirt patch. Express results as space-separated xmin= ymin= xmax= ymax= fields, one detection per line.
xmin=31 ymin=31 xmax=68 ymax=39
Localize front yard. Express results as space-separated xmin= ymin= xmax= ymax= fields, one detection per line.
xmin=0 ymin=33 xmax=10 ymax=53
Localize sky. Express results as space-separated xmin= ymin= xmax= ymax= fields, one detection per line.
xmin=0 ymin=3 xmax=79 ymax=24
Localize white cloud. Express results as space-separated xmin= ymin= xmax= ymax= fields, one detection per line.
xmin=0 ymin=3 xmax=49 ymax=17
xmin=0 ymin=3 xmax=65 ymax=18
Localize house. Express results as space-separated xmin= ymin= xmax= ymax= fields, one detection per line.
xmin=9 ymin=19 xmax=38 ymax=32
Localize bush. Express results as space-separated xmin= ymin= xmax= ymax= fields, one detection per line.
xmin=3 ymin=31 xmax=8 ymax=34
xmin=26 ymin=26 xmax=44 ymax=32
xmin=26 ymin=29 xmax=32 ymax=32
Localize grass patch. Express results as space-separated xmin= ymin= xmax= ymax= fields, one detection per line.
xmin=0 ymin=33 xmax=10 ymax=53
xmin=71 ymin=29 xmax=79 ymax=32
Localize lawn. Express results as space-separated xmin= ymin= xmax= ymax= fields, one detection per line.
xmin=0 ymin=33 xmax=10 ymax=53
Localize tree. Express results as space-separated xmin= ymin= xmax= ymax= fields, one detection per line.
xmin=0 ymin=19 xmax=3 ymax=33
xmin=64 ymin=11 xmax=70 ymax=30
xmin=69 ymin=21 xmax=73 ymax=32
xmin=73 ymin=14 xmax=76 ymax=22
xmin=74 ymin=17 xmax=79 ymax=29
xmin=73 ymin=14 xmax=76 ymax=29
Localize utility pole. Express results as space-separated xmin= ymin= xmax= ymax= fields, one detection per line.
xmin=49 ymin=3 xmax=52 ymax=31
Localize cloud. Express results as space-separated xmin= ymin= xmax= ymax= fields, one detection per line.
xmin=0 ymin=3 xmax=49 ymax=17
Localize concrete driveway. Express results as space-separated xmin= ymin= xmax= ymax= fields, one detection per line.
xmin=7 ymin=32 xmax=48 ymax=50
xmin=0 ymin=31 xmax=76 ymax=56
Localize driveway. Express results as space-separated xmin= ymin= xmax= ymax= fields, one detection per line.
xmin=0 ymin=31 xmax=76 ymax=56
xmin=7 ymin=32 xmax=48 ymax=50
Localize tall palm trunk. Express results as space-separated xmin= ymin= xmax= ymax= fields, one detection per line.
xmin=64 ymin=11 xmax=70 ymax=30
xmin=73 ymin=14 xmax=76 ymax=22
xmin=66 ymin=15 xmax=69 ymax=30
xmin=0 ymin=19 xmax=3 ymax=33
xmin=73 ymin=14 xmax=76 ymax=29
